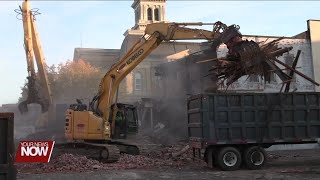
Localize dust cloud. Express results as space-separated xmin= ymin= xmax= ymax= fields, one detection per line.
xmin=138 ymin=46 xmax=219 ymax=145
xmin=0 ymin=88 xmax=96 ymax=141
xmin=0 ymin=103 xmax=41 ymax=139
xmin=2 ymin=48 xmax=218 ymax=145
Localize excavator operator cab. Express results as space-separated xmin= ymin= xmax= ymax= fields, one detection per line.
xmin=69 ymin=104 xmax=87 ymax=111
xmin=69 ymin=99 xmax=88 ymax=111
xmin=111 ymin=103 xmax=138 ymax=139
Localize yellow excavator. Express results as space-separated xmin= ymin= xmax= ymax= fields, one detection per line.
xmin=17 ymin=0 xmax=53 ymax=130
xmin=61 ymin=20 xmax=244 ymax=162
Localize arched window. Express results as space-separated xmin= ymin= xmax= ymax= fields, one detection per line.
xmin=147 ymin=8 xmax=152 ymax=20
xmin=154 ymin=8 xmax=160 ymax=21
xmin=135 ymin=72 xmax=142 ymax=91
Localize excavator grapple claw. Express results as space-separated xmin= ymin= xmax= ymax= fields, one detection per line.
xmin=18 ymin=101 xmax=29 ymax=114
xmin=18 ymin=81 xmax=49 ymax=114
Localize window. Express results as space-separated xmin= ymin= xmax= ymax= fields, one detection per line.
xmin=154 ymin=8 xmax=160 ymax=21
xmin=147 ymin=8 xmax=152 ymax=20
xmin=249 ymin=75 xmax=259 ymax=82
xmin=135 ymin=72 xmax=142 ymax=91
xmin=270 ymin=72 xmax=277 ymax=83
xmin=284 ymin=53 xmax=296 ymax=82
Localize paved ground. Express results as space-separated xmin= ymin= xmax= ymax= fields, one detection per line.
xmin=17 ymin=149 xmax=320 ymax=180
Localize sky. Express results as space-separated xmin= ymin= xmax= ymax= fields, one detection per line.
xmin=0 ymin=0 xmax=319 ymax=105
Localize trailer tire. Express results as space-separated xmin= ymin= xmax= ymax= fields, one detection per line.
xmin=216 ymin=147 xmax=242 ymax=171
xmin=243 ymin=146 xmax=266 ymax=170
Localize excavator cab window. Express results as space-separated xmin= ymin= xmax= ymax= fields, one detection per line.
xmin=114 ymin=110 xmax=126 ymax=139
xmin=113 ymin=104 xmax=138 ymax=139
xmin=125 ymin=107 xmax=138 ymax=134
xmin=69 ymin=103 xmax=87 ymax=111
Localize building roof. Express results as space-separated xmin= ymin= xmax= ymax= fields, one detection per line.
xmin=73 ymin=48 xmax=120 ymax=69
xmin=292 ymin=31 xmax=310 ymax=39
xmin=74 ymin=48 xmax=120 ymax=55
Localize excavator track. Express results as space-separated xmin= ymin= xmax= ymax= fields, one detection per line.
xmin=53 ymin=142 xmax=120 ymax=163
xmin=112 ymin=140 xmax=162 ymax=157
xmin=85 ymin=143 xmax=121 ymax=163
xmin=52 ymin=141 xmax=161 ymax=163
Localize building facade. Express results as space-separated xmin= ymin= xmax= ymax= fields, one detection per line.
xmin=156 ymin=34 xmax=318 ymax=100
xmin=73 ymin=0 xmax=320 ymax=105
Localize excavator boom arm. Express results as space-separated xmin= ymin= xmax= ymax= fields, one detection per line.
xmin=145 ymin=21 xmax=227 ymax=41
xmin=19 ymin=0 xmax=52 ymax=113
xmin=22 ymin=0 xmax=35 ymax=78
xmin=30 ymin=11 xmax=53 ymax=106
xmin=94 ymin=21 xmax=235 ymax=136
xmin=96 ymin=32 xmax=162 ymax=136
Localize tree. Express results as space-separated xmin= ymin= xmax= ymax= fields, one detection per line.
xmin=53 ymin=59 xmax=103 ymax=103
xmin=19 ymin=59 xmax=104 ymax=105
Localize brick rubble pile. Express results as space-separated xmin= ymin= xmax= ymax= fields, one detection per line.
xmin=16 ymin=144 xmax=205 ymax=174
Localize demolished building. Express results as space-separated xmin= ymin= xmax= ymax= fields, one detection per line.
xmin=73 ymin=0 xmax=320 ymax=142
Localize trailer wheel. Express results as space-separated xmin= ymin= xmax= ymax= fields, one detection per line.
xmin=216 ymin=147 xmax=242 ymax=171
xmin=243 ymin=146 xmax=266 ymax=170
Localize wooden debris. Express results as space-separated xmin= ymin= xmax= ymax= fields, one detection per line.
xmin=284 ymin=50 xmax=301 ymax=92
xmin=172 ymin=145 xmax=190 ymax=158
xmin=197 ymin=38 xmax=319 ymax=89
